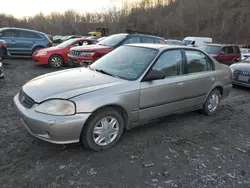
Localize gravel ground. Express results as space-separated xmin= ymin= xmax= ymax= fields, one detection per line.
xmin=0 ymin=59 xmax=250 ymax=188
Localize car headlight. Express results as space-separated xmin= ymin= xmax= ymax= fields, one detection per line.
xmin=36 ymin=51 xmax=47 ymax=56
xmin=80 ymin=52 xmax=95 ymax=57
xmin=35 ymin=100 xmax=76 ymax=116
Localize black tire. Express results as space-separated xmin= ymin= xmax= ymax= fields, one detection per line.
xmin=202 ymin=89 xmax=221 ymax=116
xmin=48 ymin=55 xmax=64 ymax=68
xmin=81 ymin=107 xmax=124 ymax=151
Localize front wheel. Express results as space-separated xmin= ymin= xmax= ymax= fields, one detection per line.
xmin=202 ymin=89 xmax=221 ymax=116
xmin=81 ymin=108 xmax=124 ymax=151
xmin=48 ymin=55 xmax=64 ymax=68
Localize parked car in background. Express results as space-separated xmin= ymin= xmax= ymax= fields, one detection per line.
xmin=68 ymin=33 xmax=165 ymax=67
xmin=60 ymin=35 xmax=83 ymax=43
xmin=46 ymin=34 xmax=53 ymax=41
xmin=0 ymin=39 xmax=8 ymax=59
xmin=240 ymin=48 xmax=250 ymax=60
xmin=0 ymin=27 xmax=53 ymax=56
xmin=14 ymin=44 xmax=232 ymax=151
xmin=33 ymin=38 xmax=97 ymax=68
xmin=230 ymin=60 xmax=250 ymax=87
xmin=165 ymin=39 xmax=186 ymax=46
xmin=199 ymin=44 xmax=241 ymax=65
xmin=52 ymin=35 xmax=63 ymax=43
xmin=183 ymin=37 xmax=212 ymax=47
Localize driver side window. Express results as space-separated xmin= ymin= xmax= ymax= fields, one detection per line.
xmin=152 ymin=50 xmax=183 ymax=77
xmin=122 ymin=36 xmax=140 ymax=44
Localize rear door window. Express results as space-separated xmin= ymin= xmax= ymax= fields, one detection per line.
xmin=141 ymin=37 xmax=156 ymax=43
xmin=18 ymin=30 xmax=42 ymax=39
xmin=233 ymin=46 xmax=240 ymax=54
xmin=185 ymin=50 xmax=214 ymax=74
xmin=227 ymin=46 xmax=234 ymax=54
xmin=122 ymin=36 xmax=140 ymax=44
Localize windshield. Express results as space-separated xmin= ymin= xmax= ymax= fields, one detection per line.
xmin=183 ymin=40 xmax=192 ymax=45
xmin=90 ymin=46 xmax=159 ymax=80
xmin=56 ymin=38 xmax=79 ymax=48
xmin=97 ymin=34 xmax=128 ymax=47
xmin=199 ymin=45 xmax=221 ymax=54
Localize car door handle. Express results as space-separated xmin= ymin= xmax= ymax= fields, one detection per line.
xmin=178 ymin=82 xmax=184 ymax=86
xmin=210 ymin=77 xmax=215 ymax=81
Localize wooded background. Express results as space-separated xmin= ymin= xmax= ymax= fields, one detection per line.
xmin=0 ymin=0 xmax=250 ymax=44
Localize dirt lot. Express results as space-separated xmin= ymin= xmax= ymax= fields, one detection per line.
xmin=0 ymin=59 xmax=250 ymax=188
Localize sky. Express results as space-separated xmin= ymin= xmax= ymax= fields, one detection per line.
xmin=2 ymin=0 xmax=136 ymax=18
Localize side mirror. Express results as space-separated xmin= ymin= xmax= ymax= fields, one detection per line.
xmin=142 ymin=70 xmax=166 ymax=82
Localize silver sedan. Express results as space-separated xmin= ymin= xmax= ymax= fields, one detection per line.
xmin=14 ymin=44 xmax=232 ymax=151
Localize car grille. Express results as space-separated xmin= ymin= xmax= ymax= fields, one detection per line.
xmin=19 ymin=90 xmax=35 ymax=109
xmin=69 ymin=50 xmax=81 ymax=57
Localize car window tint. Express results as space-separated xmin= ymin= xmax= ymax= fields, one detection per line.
xmin=227 ymin=46 xmax=234 ymax=54
xmin=122 ymin=36 xmax=140 ymax=44
xmin=141 ymin=37 xmax=155 ymax=43
xmin=185 ymin=50 xmax=214 ymax=73
xmin=221 ymin=46 xmax=227 ymax=53
xmin=1 ymin=30 xmax=16 ymax=37
xmin=233 ymin=46 xmax=240 ymax=53
xmin=152 ymin=50 xmax=182 ymax=77
xmin=18 ymin=31 xmax=42 ymax=39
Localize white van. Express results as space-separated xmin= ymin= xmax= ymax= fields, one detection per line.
xmin=183 ymin=37 xmax=212 ymax=47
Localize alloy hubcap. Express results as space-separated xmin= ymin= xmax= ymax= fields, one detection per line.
xmin=93 ymin=116 xmax=119 ymax=146
xmin=208 ymin=93 xmax=219 ymax=112
xmin=51 ymin=57 xmax=62 ymax=67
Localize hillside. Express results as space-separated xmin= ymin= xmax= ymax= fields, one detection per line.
xmin=0 ymin=0 xmax=249 ymax=43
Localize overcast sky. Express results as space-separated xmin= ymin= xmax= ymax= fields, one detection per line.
xmin=3 ymin=0 xmax=135 ymax=18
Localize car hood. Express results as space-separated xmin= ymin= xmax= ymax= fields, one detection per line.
xmin=230 ymin=62 xmax=250 ymax=71
xmin=22 ymin=68 xmax=122 ymax=103
xmin=71 ymin=44 xmax=112 ymax=52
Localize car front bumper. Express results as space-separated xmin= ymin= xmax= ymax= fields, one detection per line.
xmin=232 ymin=80 xmax=250 ymax=88
xmin=13 ymin=93 xmax=92 ymax=144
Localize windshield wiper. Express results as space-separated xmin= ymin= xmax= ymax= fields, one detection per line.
xmin=95 ymin=69 xmax=117 ymax=78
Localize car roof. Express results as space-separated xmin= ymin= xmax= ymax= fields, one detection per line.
xmin=125 ymin=43 xmax=197 ymax=50
xmin=0 ymin=27 xmax=45 ymax=34
xmin=202 ymin=43 xmax=239 ymax=47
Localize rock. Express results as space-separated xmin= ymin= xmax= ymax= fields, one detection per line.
xmin=162 ymin=171 xmax=170 ymax=178
xmin=212 ymin=147 xmax=220 ymax=151
xmin=87 ymin=168 xmax=97 ymax=175
xmin=142 ymin=161 xmax=154 ymax=167
xmin=165 ymin=180 xmax=174 ymax=184
xmin=234 ymin=148 xmax=247 ymax=154
xmin=227 ymin=173 xmax=236 ymax=179
xmin=152 ymin=178 xmax=159 ymax=182
xmin=240 ymin=170 xmax=246 ymax=176
xmin=59 ymin=165 xmax=66 ymax=170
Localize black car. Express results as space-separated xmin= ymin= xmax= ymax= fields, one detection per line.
xmin=230 ymin=61 xmax=250 ymax=88
xmin=0 ymin=39 xmax=8 ymax=59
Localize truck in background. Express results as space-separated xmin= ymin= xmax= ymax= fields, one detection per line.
xmin=183 ymin=37 xmax=212 ymax=47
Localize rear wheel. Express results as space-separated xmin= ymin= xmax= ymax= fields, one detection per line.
xmin=48 ymin=55 xmax=64 ymax=68
xmin=202 ymin=89 xmax=221 ymax=116
xmin=81 ymin=108 xmax=124 ymax=151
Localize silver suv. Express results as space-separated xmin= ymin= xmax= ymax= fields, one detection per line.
xmin=14 ymin=44 xmax=232 ymax=151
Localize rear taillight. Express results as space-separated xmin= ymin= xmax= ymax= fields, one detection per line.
xmin=2 ymin=43 xmax=7 ymax=48
xmin=49 ymin=42 xmax=53 ymax=46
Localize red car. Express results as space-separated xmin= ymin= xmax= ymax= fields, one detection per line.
xmin=67 ymin=33 xmax=165 ymax=67
xmin=32 ymin=38 xmax=97 ymax=68
xmin=199 ymin=44 xmax=241 ymax=65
